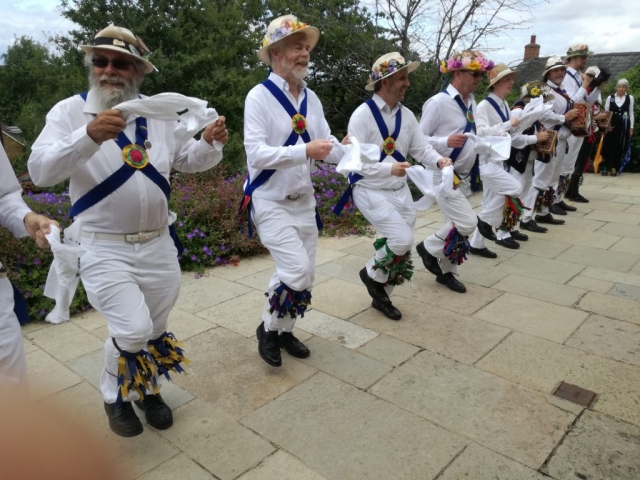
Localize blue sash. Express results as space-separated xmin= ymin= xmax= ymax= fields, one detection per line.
xmin=240 ymin=79 xmax=320 ymax=237
xmin=566 ymin=70 xmax=582 ymax=89
xmin=333 ymin=99 xmax=404 ymax=215
xmin=72 ymin=92 xmax=183 ymax=255
xmin=485 ymin=97 xmax=509 ymax=123
xmin=444 ymin=91 xmax=480 ymax=192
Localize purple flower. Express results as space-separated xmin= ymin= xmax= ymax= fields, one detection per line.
xmin=187 ymin=233 xmax=195 ymax=240
xmin=194 ymin=273 xmax=201 ymax=279
xmin=220 ymin=244 xmax=226 ymax=251
xmin=178 ymin=221 xmax=184 ymax=227
xmin=190 ymin=254 xmax=197 ymax=261
xmin=33 ymin=258 xmax=41 ymax=266
xmin=199 ymin=232 xmax=206 ymax=238
xmin=39 ymin=309 xmax=47 ymax=316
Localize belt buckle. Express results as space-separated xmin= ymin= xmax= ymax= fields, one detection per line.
xmin=286 ymin=193 xmax=301 ymax=200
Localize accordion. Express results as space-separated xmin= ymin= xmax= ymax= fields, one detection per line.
xmin=596 ymin=110 xmax=613 ymax=130
xmin=533 ymin=129 xmax=557 ymax=157
xmin=569 ymin=102 xmax=592 ymax=137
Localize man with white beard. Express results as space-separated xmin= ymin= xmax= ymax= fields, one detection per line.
xmin=243 ymin=15 xmax=346 ymax=367
xmin=28 ymin=25 xmax=228 ymax=437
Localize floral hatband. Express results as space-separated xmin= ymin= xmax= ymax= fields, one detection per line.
xmin=440 ymin=50 xmax=494 ymax=74
xmin=262 ymin=18 xmax=309 ymax=48
xmin=371 ymin=56 xmax=407 ymax=83
xmin=520 ymin=82 xmax=553 ymax=100
xmin=292 ymin=113 xmax=307 ymax=135
xmin=122 ymin=144 xmax=149 ymax=169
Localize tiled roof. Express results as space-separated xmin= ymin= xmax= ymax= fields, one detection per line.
xmin=515 ymin=52 xmax=640 ymax=84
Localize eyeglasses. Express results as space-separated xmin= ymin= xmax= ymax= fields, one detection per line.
xmin=92 ymin=57 xmax=134 ymax=70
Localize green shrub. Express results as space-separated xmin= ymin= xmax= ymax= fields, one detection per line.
xmin=2 ymin=165 xmax=370 ymax=318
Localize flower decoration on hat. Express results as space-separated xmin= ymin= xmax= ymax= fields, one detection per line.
xmin=440 ymin=50 xmax=494 ymax=74
xmin=262 ymin=18 xmax=309 ymax=48
xmin=566 ymin=43 xmax=593 ymax=57
xmin=520 ymin=81 xmax=554 ymax=102
xmin=371 ymin=56 xmax=406 ymax=82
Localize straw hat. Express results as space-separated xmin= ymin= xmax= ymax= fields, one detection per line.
xmin=566 ymin=44 xmax=593 ymax=58
xmin=520 ymin=81 xmax=554 ymax=103
xmin=365 ymin=52 xmax=420 ymax=91
xmin=439 ymin=50 xmax=494 ymax=74
xmin=257 ymin=15 xmax=319 ymax=64
xmin=543 ymin=55 xmax=566 ymax=77
xmin=80 ymin=24 xmax=156 ymax=74
xmin=487 ymin=63 xmax=518 ymax=87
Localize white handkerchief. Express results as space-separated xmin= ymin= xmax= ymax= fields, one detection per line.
xmin=335 ymin=136 xmax=380 ymax=176
xmin=465 ymin=133 xmax=512 ymax=162
xmin=512 ymin=97 xmax=553 ymax=133
xmin=114 ymin=93 xmax=219 ymax=142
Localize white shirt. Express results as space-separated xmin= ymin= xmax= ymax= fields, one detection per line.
xmin=544 ymin=80 xmax=573 ymax=140
xmin=476 ymin=93 xmax=537 ymax=149
xmin=605 ymin=94 xmax=635 ymax=128
xmin=347 ymin=94 xmax=442 ymax=190
xmin=562 ymin=67 xmax=600 ymax=104
xmin=243 ymin=73 xmax=344 ymax=201
xmin=420 ymin=84 xmax=479 ymax=175
xmin=0 ymin=147 xmax=30 ymax=239
xmin=28 ymin=89 xmax=222 ymax=234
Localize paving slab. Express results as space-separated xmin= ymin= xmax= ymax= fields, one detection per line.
xmin=581 ymin=266 xmax=640 ymax=288
xmin=26 ymin=321 xmax=104 ymax=362
xmin=609 ymin=236 xmax=640 ymax=255
xmin=22 ymin=338 xmax=39 ymax=354
xmin=526 ymin=227 xmax=620 ymax=249
xmin=543 ymin=410 xmax=640 ymax=480
xmin=476 ymin=332 xmax=640 ymax=426
xmin=296 ymin=336 xmax=391 ymax=389
xmin=493 ymin=237 xmax=572 ymax=259
xmin=317 ymin=235 xmax=369 ymax=251
xmin=575 ymin=200 xmax=632 ymax=212
xmin=175 ymin=274 xmax=252 ymax=314
xmin=566 ymin=275 xmax=615 ymax=293
xmin=356 ymin=334 xmax=421 ymax=366
xmin=315 ymin=247 xmax=348 ymax=266
xmin=315 ymin=260 xmax=364 ymax=286
xmin=238 ymin=450 xmax=328 ymax=480
xmin=137 ymin=453 xmax=215 ymax=480
xmin=164 ymin=307 xmax=216 ymax=340
xmin=494 ymin=253 xmax=584 ymax=285
xmin=439 ymin=443 xmax=548 ymax=480
xmin=371 ymin=350 xmax=575 ymax=469
xmin=351 ymin=297 xmax=509 ymax=365
xmin=583 ymin=209 xmax=640 ymax=225
xmin=209 ymin=255 xmax=274 ymax=281
xmin=65 ymin=349 xmax=195 ymax=412
xmin=46 ymin=382 xmax=179 ymax=480
xmin=559 ymin=244 xmax=640 ymax=272
xmin=474 ymin=292 xmax=588 ymax=343
xmin=196 ymin=290 xmax=266 ymax=338
xmin=611 ymin=194 xmax=640 ymax=204
xmin=456 ymin=261 xmax=510 ymax=287
xmin=20 ymin=320 xmax=52 ymax=334
xmin=26 ymin=349 xmax=82 ymax=400
xmin=491 ymin=274 xmax=586 ymax=307
xmin=172 ymin=328 xmax=316 ymax=419
xmin=310 ymin=278 xmax=373 ymax=320
xmin=295 ymin=309 xmax=378 ymax=348
xmin=609 ymin=282 xmax=640 ymax=301
xmin=236 ymin=268 xmax=331 ymax=292
xmin=338 ymin=240 xmax=376 ymax=258
xmin=622 ymin=203 xmax=640 ymax=214
xmin=242 ymin=373 xmax=467 ymax=480
xmin=71 ymin=309 xmax=107 ymax=331
xmin=577 ymin=291 xmax=640 ymax=325
xmin=598 ymin=222 xmax=640 ymax=239
xmin=565 ymin=314 xmax=640 ymax=366
xmin=559 ymin=215 xmax=607 ymax=231
xmin=395 ymin=270 xmax=503 ymax=316
xmin=159 ymin=399 xmax=275 ymax=480
xmin=466 ymin=248 xmax=518 ymax=267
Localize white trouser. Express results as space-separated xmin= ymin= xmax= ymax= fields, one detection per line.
xmin=555 ymin=135 xmax=584 ymax=203
xmin=470 ymin=161 xmax=523 ymax=248
xmin=0 ymin=278 xmax=27 ymax=386
xmin=252 ymin=194 xmax=317 ymax=332
xmin=79 ymin=229 xmax=180 ymax=404
xmin=522 ymin=140 xmax=567 ymax=220
xmin=353 ymin=185 xmax=416 ymax=294
xmin=422 ymin=171 xmax=477 ymax=274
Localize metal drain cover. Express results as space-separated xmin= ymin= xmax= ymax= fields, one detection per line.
xmin=553 ymin=382 xmax=596 ymax=406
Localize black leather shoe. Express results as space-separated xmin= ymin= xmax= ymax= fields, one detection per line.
xmin=135 ymin=393 xmax=173 ymax=430
xmin=510 ymin=230 xmax=528 ymax=241
xmin=371 ymin=299 xmax=402 ymax=320
xmin=520 ymin=220 xmax=548 ymax=233
xmin=104 ymin=401 xmax=143 ymax=437
xmin=436 ymin=272 xmax=467 ymax=293
xmin=535 ymin=214 xmax=565 ymax=225
xmin=558 ymin=200 xmax=577 ymax=212
xmin=470 ymin=247 xmax=497 ymax=258
xmin=278 ymin=331 xmax=310 ymax=358
xmin=567 ymin=193 xmax=589 ymax=203
xmin=257 ymin=322 xmax=282 ymax=367
xmin=477 ymin=217 xmax=497 ymax=241
xmin=359 ymin=268 xmax=390 ymax=303
xmin=601 ymin=171 xmax=609 ymax=176
xmin=416 ymin=242 xmax=442 ymax=276
xmin=495 ymin=237 xmax=520 ymax=249
xmin=549 ymin=204 xmax=567 ymax=216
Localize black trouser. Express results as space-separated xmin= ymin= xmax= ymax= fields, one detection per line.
xmin=568 ymin=135 xmax=597 ymax=198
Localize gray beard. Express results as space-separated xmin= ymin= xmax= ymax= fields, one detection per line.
xmin=88 ymin=72 xmax=140 ymax=110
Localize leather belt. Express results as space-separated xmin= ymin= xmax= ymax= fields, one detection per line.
xmin=81 ymin=227 xmax=164 ymax=243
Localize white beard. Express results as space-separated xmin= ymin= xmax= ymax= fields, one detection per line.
xmin=88 ymin=73 xmax=141 ymax=110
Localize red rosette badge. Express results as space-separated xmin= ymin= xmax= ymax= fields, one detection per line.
xmin=382 ymin=136 xmax=395 ymax=155
xmin=122 ymin=144 xmax=149 ymax=169
xmin=466 ymin=110 xmax=475 ymax=123
xmin=292 ymin=113 xmax=307 ymax=135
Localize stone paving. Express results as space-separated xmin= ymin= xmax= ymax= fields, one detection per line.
xmin=21 ymin=173 xmax=640 ymax=479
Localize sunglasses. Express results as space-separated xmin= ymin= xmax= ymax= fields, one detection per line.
xmin=466 ymin=71 xmax=485 ymax=79
xmin=92 ymin=57 xmax=134 ymax=70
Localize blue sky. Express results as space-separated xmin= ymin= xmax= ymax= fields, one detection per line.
xmin=3 ymin=0 xmax=640 ymax=66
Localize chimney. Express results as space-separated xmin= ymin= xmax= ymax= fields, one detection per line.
xmin=524 ymin=35 xmax=540 ymax=61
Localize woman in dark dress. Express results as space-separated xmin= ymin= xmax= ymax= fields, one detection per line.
xmin=601 ymin=79 xmax=634 ymax=176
